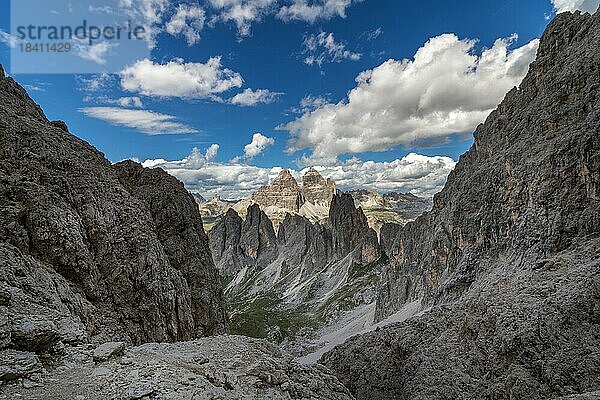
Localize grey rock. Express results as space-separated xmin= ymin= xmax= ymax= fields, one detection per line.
xmin=209 ymin=208 xmax=247 ymax=276
xmin=1 ymin=336 xmax=353 ymax=400
xmin=379 ymin=222 xmax=401 ymax=256
xmin=93 ymin=342 xmax=126 ymax=362
xmin=240 ymin=204 xmax=279 ymax=265
xmin=0 ymin=63 xmax=227 ymax=351
xmin=211 ymin=192 xmax=383 ymax=347
xmin=10 ymin=317 xmax=60 ymax=352
xmin=0 ymin=350 xmax=42 ymax=381
xmin=302 ymin=167 xmax=337 ymax=206
xmin=322 ymin=10 xmax=600 ymax=400
xmin=329 ymin=193 xmax=380 ymax=264
xmin=126 ymin=381 xmax=155 ymax=399
xmin=114 ymin=161 xmax=228 ymax=337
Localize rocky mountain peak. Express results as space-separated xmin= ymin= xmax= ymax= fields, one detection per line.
xmin=274 ymin=169 xmax=300 ymax=188
xmin=302 ymin=168 xmax=337 ymax=206
xmin=252 ymin=170 xmax=304 ymax=212
xmin=329 ymin=193 xmax=380 ymax=264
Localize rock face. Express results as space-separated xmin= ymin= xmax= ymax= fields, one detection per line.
xmin=114 ymin=161 xmax=228 ymax=339
xmin=0 ymin=65 xmax=227 ymax=383
xmin=302 ymin=168 xmax=337 ymax=206
xmin=330 ymin=194 xmax=380 ymax=264
xmin=210 ymin=193 xmax=382 ymax=355
xmin=252 ymin=170 xmax=305 ymax=212
xmin=322 ymin=10 xmax=600 ymax=400
xmin=1 ymin=336 xmax=353 ymax=400
xmin=252 ymin=168 xmax=338 ymax=214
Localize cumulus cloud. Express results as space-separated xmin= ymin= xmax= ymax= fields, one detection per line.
xmin=120 ymin=57 xmax=244 ymax=99
xmin=278 ymin=0 xmax=355 ymax=23
xmin=303 ymin=32 xmax=361 ymax=66
xmin=142 ymin=148 xmax=455 ymax=199
xmin=166 ymin=4 xmax=206 ymax=45
xmin=209 ymin=0 xmax=276 ymax=37
xmin=551 ymin=0 xmax=599 ymax=13
xmin=229 ymin=88 xmax=282 ymax=106
xmin=79 ymin=107 xmax=197 ymax=134
xmin=243 ymin=133 xmax=275 ymax=158
xmin=280 ymin=33 xmax=540 ymax=165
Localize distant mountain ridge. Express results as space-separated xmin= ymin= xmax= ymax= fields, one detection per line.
xmin=196 ymin=168 xmax=432 ymax=232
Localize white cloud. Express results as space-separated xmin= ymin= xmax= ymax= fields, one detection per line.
xmin=205 ymin=144 xmax=220 ymax=162
xmin=366 ymin=27 xmax=383 ymax=41
xmin=77 ymin=72 xmax=115 ymax=92
xmin=84 ymin=95 xmax=144 ymax=108
xmin=303 ymin=31 xmax=361 ymax=66
xmin=277 ymin=0 xmax=355 ymax=23
xmin=166 ymin=4 xmax=206 ymax=45
xmin=79 ymin=107 xmax=197 ymax=134
xmin=243 ymin=133 xmax=275 ymax=158
xmin=209 ymin=0 xmax=276 ymax=37
xmin=120 ymin=57 xmax=244 ymax=99
xmin=230 ymin=88 xmax=282 ymax=106
xmin=119 ymin=0 xmax=169 ymax=47
xmin=0 ymin=30 xmax=19 ymax=48
xmin=75 ymin=41 xmax=116 ymax=65
xmin=142 ymin=148 xmax=455 ymax=199
xmin=551 ymin=0 xmax=599 ymax=13
xmin=116 ymin=96 xmax=144 ymax=108
xmin=280 ymin=33 xmax=539 ymax=165
xmin=290 ymin=94 xmax=331 ymax=113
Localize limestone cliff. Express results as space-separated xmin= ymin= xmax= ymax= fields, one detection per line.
xmin=0 ymin=66 xmax=228 ymax=375
xmin=322 ymin=10 xmax=600 ymax=400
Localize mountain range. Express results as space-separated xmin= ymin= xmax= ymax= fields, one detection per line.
xmin=196 ymin=168 xmax=432 ymax=233
xmin=1 ymin=8 xmax=599 ymax=400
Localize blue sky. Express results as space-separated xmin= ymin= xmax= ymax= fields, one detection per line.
xmin=0 ymin=0 xmax=593 ymax=199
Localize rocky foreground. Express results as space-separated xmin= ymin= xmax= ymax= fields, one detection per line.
xmin=1 ymin=335 xmax=351 ymax=399
xmin=322 ymin=10 xmax=600 ymax=400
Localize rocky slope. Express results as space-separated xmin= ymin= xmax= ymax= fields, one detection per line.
xmin=322 ymin=10 xmax=600 ymax=400
xmin=0 ymin=65 xmax=230 ymax=379
xmin=209 ymin=194 xmax=383 ymax=354
xmin=1 ymin=335 xmax=352 ymax=400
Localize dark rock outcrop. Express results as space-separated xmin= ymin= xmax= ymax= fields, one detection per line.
xmin=379 ymin=222 xmax=402 ymax=256
xmin=211 ymin=193 xmax=380 ymax=279
xmin=0 ymin=66 xmax=228 ymax=381
xmin=322 ymin=10 xmax=600 ymax=400
xmin=240 ymin=204 xmax=279 ymax=265
xmin=114 ymin=161 xmax=228 ymax=338
xmin=330 ymin=193 xmax=380 ymax=264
